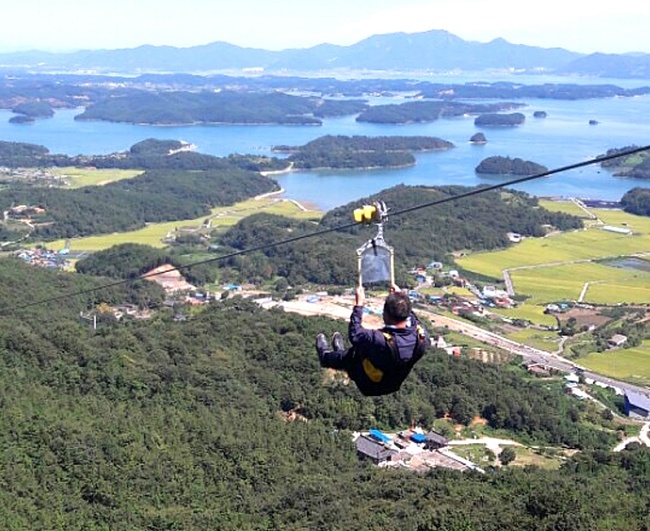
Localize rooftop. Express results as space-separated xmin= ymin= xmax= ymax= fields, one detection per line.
xmin=626 ymin=390 xmax=650 ymax=411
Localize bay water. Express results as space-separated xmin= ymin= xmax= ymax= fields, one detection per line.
xmin=1 ymin=85 xmax=649 ymax=211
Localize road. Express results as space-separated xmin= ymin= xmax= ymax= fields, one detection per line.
xmin=279 ymin=293 xmax=650 ymax=398
xmin=447 ymin=437 xmax=522 ymax=456
xmin=421 ymin=307 xmax=650 ymax=397
xmin=613 ymin=422 xmax=650 ymax=451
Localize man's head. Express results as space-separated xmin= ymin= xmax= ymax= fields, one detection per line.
xmin=383 ymin=291 xmax=411 ymax=325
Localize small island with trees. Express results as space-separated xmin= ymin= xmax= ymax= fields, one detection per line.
xmin=476 ymin=156 xmax=548 ymax=175
xmin=74 ymin=90 xmax=368 ymax=126
xmin=356 ymin=100 xmax=524 ymax=125
xmin=9 ymin=101 xmax=55 ymax=124
xmin=474 ymin=112 xmax=526 ymax=127
xmin=273 ymin=135 xmax=454 ymax=170
xmin=599 ymin=145 xmax=650 ymax=179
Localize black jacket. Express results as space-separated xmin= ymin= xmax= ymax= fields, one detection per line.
xmin=346 ymin=305 xmax=428 ymax=396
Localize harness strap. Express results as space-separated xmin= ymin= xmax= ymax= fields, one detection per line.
xmin=382 ymin=324 xmax=427 ymax=364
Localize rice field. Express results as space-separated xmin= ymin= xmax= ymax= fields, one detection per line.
xmin=457 ymin=206 xmax=650 ymax=305
xmin=505 ymin=328 xmax=561 ymax=352
xmin=539 ymin=199 xmax=592 ymax=218
xmin=491 ymin=305 xmax=557 ymax=327
xmin=45 ymin=197 xmax=322 ymax=252
xmin=51 ymin=167 xmax=143 ymax=188
xmin=509 ymin=261 xmax=650 ymax=305
xmin=580 ymin=341 xmax=650 ymax=387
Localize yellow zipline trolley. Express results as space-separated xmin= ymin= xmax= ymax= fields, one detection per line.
xmin=353 ymin=200 xmax=394 ymax=287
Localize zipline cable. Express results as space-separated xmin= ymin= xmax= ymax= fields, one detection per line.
xmin=5 ymin=144 xmax=650 ymax=314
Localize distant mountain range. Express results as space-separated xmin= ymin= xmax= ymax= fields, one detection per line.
xmin=1 ymin=30 xmax=649 ymax=79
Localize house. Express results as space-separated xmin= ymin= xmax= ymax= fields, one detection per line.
xmin=410 ymin=433 xmax=427 ymax=444
xmin=624 ymin=391 xmax=650 ymax=419
xmin=368 ymin=429 xmax=392 ymax=444
xmin=564 ymin=373 xmax=580 ymax=384
xmin=434 ymin=335 xmax=448 ymax=349
xmin=608 ymin=334 xmax=628 ymax=348
xmin=424 ymin=431 xmax=450 ymax=449
xmin=526 ymin=364 xmax=552 ymax=378
xmin=355 ymin=435 xmax=398 ymax=464
xmin=602 ymin=225 xmax=632 ymax=235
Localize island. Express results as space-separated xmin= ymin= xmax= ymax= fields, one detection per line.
xmin=74 ymin=90 xmax=368 ymax=126
xmin=9 ymin=115 xmax=35 ymax=124
xmin=273 ymin=135 xmax=454 ymax=170
xmin=475 ymin=156 xmax=548 ymax=175
xmin=470 ymin=133 xmax=487 ymax=144
xmin=356 ymin=100 xmax=524 ymax=124
xmin=599 ymin=146 xmax=650 ymax=179
xmin=474 ymin=113 xmax=526 ymax=127
xmin=11 ymin=101 xmax=55 ymax=119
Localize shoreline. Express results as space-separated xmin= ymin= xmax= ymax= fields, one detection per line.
xmin=254 ymin=186 xmax=321 ymax=213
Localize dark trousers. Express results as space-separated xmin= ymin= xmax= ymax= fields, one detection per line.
xmin=318 ymin=347 xmax=355 ymax=372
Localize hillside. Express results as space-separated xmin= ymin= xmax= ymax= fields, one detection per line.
xmin=0 ymin=259 xmax=647 ymax=529
xmin=74 ymin=90 xmax=366 ymax=126
xmin=0 ymin=29 xmax=583 ymax=74
xmin=0 ymin=139 xmax=284 ymax=241
xmin=273 ymin=135 xmax=454 ymax=170
xmin=212 ymin=184 xmax=583 ymax=286
xmin=0 ymin=29 xmax=647 ymax=78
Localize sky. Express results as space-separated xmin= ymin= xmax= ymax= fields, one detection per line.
xmin=2 ymin=0 xmax=648 ymax=55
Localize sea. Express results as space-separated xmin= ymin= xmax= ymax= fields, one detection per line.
xmin=1 ymin=73 xmax=649 ymax=211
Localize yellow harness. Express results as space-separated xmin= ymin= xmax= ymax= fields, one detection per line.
xmin=361 ymin=327 xmax=426 ymax=383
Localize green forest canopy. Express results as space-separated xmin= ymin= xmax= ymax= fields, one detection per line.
xmin=213 ymin=184 xmax=583 ymax=286
xmin=0 ymin=259 xmax=648 ymax=529
xmin=272 ymin=135 xmax=454 ymax=170
xmin=0 ymin=167 xmax=277 ymax=240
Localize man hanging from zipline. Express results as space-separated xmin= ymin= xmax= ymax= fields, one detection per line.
xmin=315 ymin=283 xmax=429 ymax=396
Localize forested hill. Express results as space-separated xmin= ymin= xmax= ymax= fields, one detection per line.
xmin=74 ymin=90 xmax=368 ymax=125
xmin=0 ymin=167 xmax=277 ymax=240
xmin=217 ymin=184 xmax=583 ymax=286
xmin=621 ymin=188 xmax=650 ymax=216
xmin=0 ymin=139 xmax=287 ymax=172
xmin=272 ymin=134 xmax=454 ymax=170
xmin=1 ymin=259 xmax=647 ymax=529
xmin=599 ymin=145 xmax=650 ymax=179
xmin=0 ymin=260 xmax=650 ymax=531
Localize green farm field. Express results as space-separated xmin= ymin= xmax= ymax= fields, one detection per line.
xmin=52 ymin=167 xmax=143 ymax=188
xmin=457 ymin=206 xmax=650 ymax=305
xmin=505 ymin=328 xmax=560 ymax=352
xmin=580 ymin=341 xmax=650 ymax=387
xmin=45 ymin=197 xmax=321 ymax=252
xmin=510 ymin=261 xmax=650 ymax=304
xmin=491 ymin=305 xmax=557 ymax=327
xmin=538 ymin=199 xmax=592 ymax=218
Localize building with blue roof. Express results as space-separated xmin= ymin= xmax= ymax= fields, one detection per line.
xmin=368 ymin=429 xmax=392 ymax=444
xmin=625 ymin=390 xmax=650 ymax=419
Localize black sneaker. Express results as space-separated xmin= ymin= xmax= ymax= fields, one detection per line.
xmin=315 ymin=333 xmax=329 ymax=355
xmin=332 ymin=332 xmax=345 ymax=352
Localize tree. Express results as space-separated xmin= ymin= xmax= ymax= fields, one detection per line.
xmin=500 ymin=446 xmax=517 ymax=465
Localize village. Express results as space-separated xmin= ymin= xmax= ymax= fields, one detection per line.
xmin=12 ymin=243 xmax=650 ymax=469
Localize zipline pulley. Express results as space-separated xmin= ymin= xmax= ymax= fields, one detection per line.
xmin=353 ymin=201 xmax=394 ymax=287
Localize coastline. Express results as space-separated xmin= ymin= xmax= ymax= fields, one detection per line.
xmin=254 ymin=186 xmax=321 ymax=213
